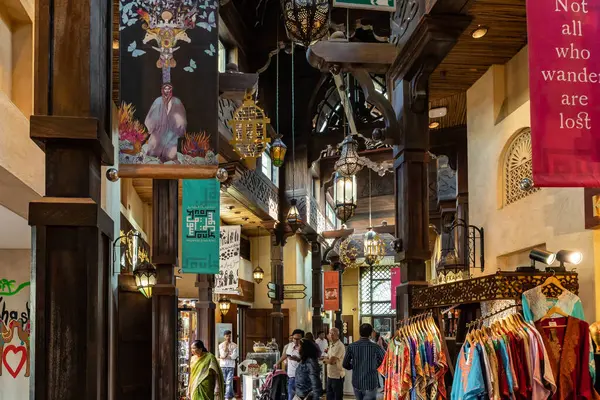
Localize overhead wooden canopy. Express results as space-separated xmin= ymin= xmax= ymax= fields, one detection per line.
xmin=130 ymin=178 xmax=265 ymax=236
xmin=429 ymin=0 xmax=527 ymax=101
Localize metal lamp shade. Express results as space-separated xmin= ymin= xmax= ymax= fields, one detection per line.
xmin=253 ymin=266 xmax=265 ymax=284
xmin=334 ymin=135 xmax=364 ymax=177
xmin=271 ymin=136 xmax=287 ymax=167
xmin=363 ymin=229 xmax=385 ymax=266
xmin=219 ymin=297 xmax=232 ymax=316
xmin=286 ymin=198 xmax=302 ymax=231
xmin=133 ymin=260 xmax=157 ymax=298
xmin=281 ymin=0 xmax=330 ymax=47
xmin=334 ymin=172 xmax=357 ymax=223
xmin=229 ymin=95 xmax=271 ymax=159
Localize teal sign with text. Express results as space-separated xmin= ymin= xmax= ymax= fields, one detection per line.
xmin=182 ymin=179 xmax=220 ymax=274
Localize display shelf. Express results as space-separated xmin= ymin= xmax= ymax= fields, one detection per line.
xmin=412 ymin=271 xmax=578 ymax=309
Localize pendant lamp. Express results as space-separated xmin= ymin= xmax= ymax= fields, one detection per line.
xmin=281 ymin=0 xmax=330 ymax=47
xmin=229 ymin=93 xmax=271 ymax=159
xmin=333 ymin=172 xmax=357 ymax=223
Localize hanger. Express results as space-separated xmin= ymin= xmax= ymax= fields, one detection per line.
xmin=540 ymin=305 xmax=568 ymax=327
xmin=538 ymin=273 xmax=568 ymax=298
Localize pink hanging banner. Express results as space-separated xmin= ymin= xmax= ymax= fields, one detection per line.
xmin=391 ymin=268 xmax=401 ymax=309
xmin=527 ymin=0 xmax=600 ymax=186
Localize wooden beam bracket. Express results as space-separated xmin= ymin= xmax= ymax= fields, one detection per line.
xmin=29 ymin=197 xmax=114 ymax=239
xmin=307 ymin=41 xmax=398 ymax=74
xmin=30 ymin=115 xmax=114 ymax=166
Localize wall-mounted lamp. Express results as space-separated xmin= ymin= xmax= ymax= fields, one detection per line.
xmin=112 ymin=230 xmax=157 ymax=298
xmin=556 ymin=250 xmax=583 ymax=269
xmin=529 ymin=249 xmax=556 ymax=269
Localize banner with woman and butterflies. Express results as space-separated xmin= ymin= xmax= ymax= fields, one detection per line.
xmin=118 ymin=0 xmax=219 ymax=176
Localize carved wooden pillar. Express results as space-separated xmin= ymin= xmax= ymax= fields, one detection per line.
xmin=152 ymin=179 xmax=178 ymax=400
xmin=308 ymin=235 xmax=324 ymax=334
xmin=333 ymin=262 xmax=344 ymax=340
xmin=196 ymin=274 xmax=216 ymax=351
xmin=29 ymin=0 xmax=113 ymax=398
xmin=270 ymin=230 xmax=285 ymax=348
xmin=390 ymin=15 xmax=471 ymax=318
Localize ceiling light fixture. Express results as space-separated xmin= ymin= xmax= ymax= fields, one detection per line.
xmin=429 ymin=107 xmax=447 ymax=119
xmin=471 ymin=25 xmax=489 ymax=39
xmin=429 ymin=122 xmax=440 ymax=129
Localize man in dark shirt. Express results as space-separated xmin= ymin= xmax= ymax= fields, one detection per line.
xmin=342 ymin=323 xmax=385 ymax=400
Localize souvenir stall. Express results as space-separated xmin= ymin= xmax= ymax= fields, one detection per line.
xmin=177 ymin=299 xmax=198 ymax=400
xmin=381 ymin=266 xmax=600 ymax=400
xmin=239 ymin=342 xmax=280 ymax=400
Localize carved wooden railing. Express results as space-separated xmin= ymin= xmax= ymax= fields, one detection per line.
xmin=231 ymin=169 xmax=279 ymax=220
xmin=411 ymin=271 xmax=579 ymax=309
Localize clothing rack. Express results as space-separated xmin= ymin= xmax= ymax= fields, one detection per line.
xmin=396 ymin=311 xmax=433 ymax=326
xmin=465 ymin=303 xmax=521 ymax=329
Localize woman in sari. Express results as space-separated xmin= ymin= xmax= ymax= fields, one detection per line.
xmin=188 ymin=340 xmax=225 ymax=400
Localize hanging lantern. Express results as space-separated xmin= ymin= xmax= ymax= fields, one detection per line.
xmin=339 ymin=236 xmax=360 ymax=268
xmin=333 ymin=172 xmax=357 ymax=223
xmin=334 ymin=135 xmax=365 ymax=177
xmin=286 ymin=198 xmax=302 ymax=232
xmin=281 ymin=0 xmax=330 ymax=47
xmin=270 ymin=135 xmax=287 ymax=167
xmin=133 ymin=260 xmax=157 ymax=298
xmin=253 ymin=265 xmax=265 ymax=284
xmin=219 ymin=297 xmax=232 ymax=316
xmin=229 ymin=93 xmax=271 ymax=159
xmin=363 ymin=228 xmax=385 ymax=266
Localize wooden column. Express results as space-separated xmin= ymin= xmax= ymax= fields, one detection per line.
xmin=151 ymin=180 xmax=178 ymax=400
xmin=29 ymin=0 xmax=113 ymax=398
xmin=390 ymin=15 xmax=471 ymax=318
xmin=270 ymin=231 xmax=285 ymax=348
xmin=308 ymin=236 xmax=324 ymax=334
xmin=196 ymin=274 xmax=216 ymax=351
xmin=333 ymin=263 xmax=344 ymax=340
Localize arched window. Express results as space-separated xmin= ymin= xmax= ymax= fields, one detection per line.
xmin=503 ymin=128 xmax=540 ymax=206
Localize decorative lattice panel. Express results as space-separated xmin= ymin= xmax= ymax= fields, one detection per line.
xmin=504 ymin=129 xmax=540 ymax=206
xmin=411 ymin=271 xmax=578 ymax=309
xmin=360 ymin=265 xmax=395 ymax=316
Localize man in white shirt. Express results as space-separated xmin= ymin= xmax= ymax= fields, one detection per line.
xmin=276 ymin=329 xmax=304 ymax=400
xmin=315 ymin=331 xmax=329 ymax=354
xmin=323 ymin=327 xmax=346 ymax=400
xmin=218 ymin=330 xmax=238 ymax=400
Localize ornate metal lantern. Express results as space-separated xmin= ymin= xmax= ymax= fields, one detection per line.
xmin=253 ymin=265 xmax=265 ymax=284
xmin=133 ymin=260 xmax=157 ymax=298
xmin=270 ymin=135 xmax=287 ymax=167
xmin=286 ymin=198 xmax=302 ymax=231
xmin=339 ymin=236 xmax=360 ymax=268
xmin=218 ymin=297 xmax=232 ymax=316
xmin=363 ymin=228 xmax=385 ymax=266
xmin=281 ymin=0 xmax=330 ymax=47
xmin=334 ymin=135 xmax=364 ymax=177
xmin=229 ymin=93 xmax=271 ymax=159
xmin=333 ymin=172 xmax=357 ymax=223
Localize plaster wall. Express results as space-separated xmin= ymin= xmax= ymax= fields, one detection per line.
xmin=341 ymin=267 xmax=359 ymax=340
xmin=467 ymin=46 xmax=598 ymax=320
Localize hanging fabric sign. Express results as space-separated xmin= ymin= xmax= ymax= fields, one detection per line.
xmin=215 ymin=226 xmax=241 ymax=295
xmin=323 ymin=271 xmax=340 ymax=311
xmin=527 ymin=0 xmax=600 ymax=186
xmin=391 ymin=267 xmax=401 ymax=309
xmin=118 ymin=0 xmax=219 ymax=174
xmin=181 ymin=179 xmax=220 ymax=274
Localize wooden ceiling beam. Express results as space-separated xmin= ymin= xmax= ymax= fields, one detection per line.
xmin=307 ymin=41 xmax=398 ymax=74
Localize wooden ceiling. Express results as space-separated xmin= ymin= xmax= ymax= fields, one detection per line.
xmin=131 ymin=178 xmax=265 ymax=236
xmin=429 ymin=0 xmax=527 ymax=101
xmin=429 ymin=92 xmax=467 ymax=131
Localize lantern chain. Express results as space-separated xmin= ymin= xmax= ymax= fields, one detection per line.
xmin=291 ymin=42 xmax=296 ymax=200
xmin=276 ymin=9 xmax=280 ymax=136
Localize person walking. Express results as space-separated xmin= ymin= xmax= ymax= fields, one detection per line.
xmin=294 ymin=339 xmax=322 ymax=400
xmin=218 ymin=330 xmax=238 ymax=400
xmin=315 ymin=331 xmax=329 ymax=355
xmin=188 ymin=340 xmax=225 ymax=400
xmin=276 ymin=329 xmax=304 ymax=400
xmin=342 ymin=323 xmax=385 ymax=400
xmin=322 ymin=328 xmax=345 ymax=400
